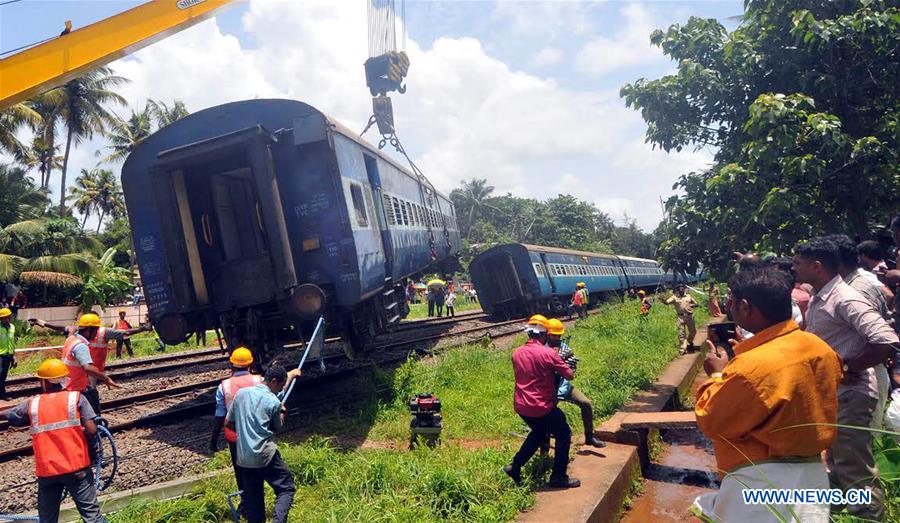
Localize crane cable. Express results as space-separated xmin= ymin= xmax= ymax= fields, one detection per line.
xmin=360 ymin=116 xmax=453 ymax=253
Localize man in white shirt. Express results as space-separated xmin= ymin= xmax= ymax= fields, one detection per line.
xmin=793 ymin=236 xmax=900 ymax=520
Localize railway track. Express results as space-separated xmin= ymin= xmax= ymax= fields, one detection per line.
xmin=392 ymin=309 xmax=488 ymax=331
xmin=3 ymin=346 xmax=225 ymax=389
xmin=0 ymin=309 xmax=590 ymax=516
xmin=0 ymin=310 xmax=528 ymax=463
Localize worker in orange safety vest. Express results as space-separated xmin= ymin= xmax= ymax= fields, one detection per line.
xmin=3 ymin=358 xmax=106 ymax=522
xmin=572 ymin=282 xmax=589 ymax=319
xmin=31 ymin=313 xmax=144 ymax=414
xmin=209 ymin=347 xmax=263 ymax=518
xmin=112 ymin=310 xmax=135 ymax=358
xmin=57 ymin=314 xmax=122 ymax=415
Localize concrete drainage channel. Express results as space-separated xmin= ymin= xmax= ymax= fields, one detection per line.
xmin=518 ymin=332 xmax=712 ymax=523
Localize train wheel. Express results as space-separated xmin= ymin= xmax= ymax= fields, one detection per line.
xmin=349 ymin=308 xmax=377 ymax=352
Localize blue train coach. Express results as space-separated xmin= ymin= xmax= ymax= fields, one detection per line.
xmin=469 ymin=243 xmax=680 ymax=317
xmin=123 ymin=99 xmax=460 ymax=352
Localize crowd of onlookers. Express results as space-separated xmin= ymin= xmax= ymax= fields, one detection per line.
xmin=405 ymin=280 xmax=477 ymax=318
xmin=502 ymin=216 xmax=900 ymax=521
xmin=691 ymin=216 xmax=900 ymax=521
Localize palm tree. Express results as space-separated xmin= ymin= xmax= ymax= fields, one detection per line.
xmin=0 ymin=217 xmax=98 ymax=291
xmin=68 ymin=169 xmax=100 ymax=228
xmin=91 ymin=169 xmax=124 ymax=232
xmin=460 ymin=178 xmax=495 ymax=237
xmin=96 ymin=107 xmax=151 ymax=165
xmin=147 ymin=99 xmax=189 ymax=128
xmin=52 ymin=67 xmax=128 ymax=217
xmin=25 ymin=137 xmax=64 ymax=191
xmin=27 ymin=92 xmax=64 ymax=190
xmin=68 ymin=168 xmax=124 ymax=231
xmin=0 ymin=102 xmax=42 ymax=161
xmin=0 ymin=164 xmax=49 ymax=226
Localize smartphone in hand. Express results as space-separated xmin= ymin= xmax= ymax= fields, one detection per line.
xmin=708 ymin=322 xmax=737 ymax=359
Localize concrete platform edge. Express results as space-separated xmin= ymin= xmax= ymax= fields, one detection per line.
xmin=59 ymin=469 xmax=228 ymax=522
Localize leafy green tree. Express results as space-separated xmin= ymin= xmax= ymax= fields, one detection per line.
xmin=77 ymin=248 xmax=132 ymax=312
xmin=0 ymin=164 xmax=48 ymax=226
xmin=48 ymin=67 xmax=128 ymax=217
xmin=534 ymin=195 xmax=614 ymax=253
xmin=612 ymin=219 xmax=658 ymax=259
xmin=621 ymin=0 xmax=900 ymax=273
xmin=99 ymin=216 xmax=132 ymax=255
xmin=96 ymin=107 xmax=151 ymax=165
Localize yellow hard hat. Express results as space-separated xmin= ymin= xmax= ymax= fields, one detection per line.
xmin=577 ymin=282 xmax=586 ymax=288
xmin=36 ymin=358 xmax=69 ymax=380
xmin=118 ymin=309 xmax=127 ymax=314
xmin=638 ymin=290 xmax=646 ymax=296
xmin=77 ymin=313 xmax=101 ymax=327
xmin=229 ymin=347 xmax=254 ymax=367
xmin=547 ymin=318 xmax=565 ymax=336
xmin=527 ymin=314 xmax=548 ymax=328
xmin=0 ymin=308 xmax=11 ymax=318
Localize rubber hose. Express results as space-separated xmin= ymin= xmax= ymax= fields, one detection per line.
xmin=94 ymin=425 xmax=118 ymax=492
xmin=0 ymin=424 xmax=118 ymax=521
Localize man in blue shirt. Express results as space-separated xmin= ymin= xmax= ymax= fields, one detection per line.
xmin=225 ymin=365 xmax=300 ymax=523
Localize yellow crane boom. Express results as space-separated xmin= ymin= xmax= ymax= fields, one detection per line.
xmin=0 ymin=0 xmax=235 ymax=109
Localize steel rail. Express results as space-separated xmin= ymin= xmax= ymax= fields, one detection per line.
xmin=0 ymin=310 xmax=582 ymax=462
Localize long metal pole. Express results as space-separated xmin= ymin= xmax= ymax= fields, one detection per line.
xmin=281 ymin=315 xmax=325 ymax=405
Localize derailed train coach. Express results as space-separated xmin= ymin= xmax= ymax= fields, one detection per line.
xmin=469 ymin=243 xmax=700 ymax=317
xmin=123 ymin=99 xmax=460 ymax=353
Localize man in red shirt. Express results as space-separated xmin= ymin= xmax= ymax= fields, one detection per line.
xmin=503 ymin=315 xmax=580 ymax=489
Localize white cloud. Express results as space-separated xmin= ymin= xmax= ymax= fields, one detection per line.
xmin=532 ymin=46 xmax=563 ymax=67
xmin=492 ymin=1 xmax=594 ymax=38
xmin=113 ymin=19 xmax=281 ymax=111
xmin=11 ymin=0 xmax=705 ymax=232
xmin=575 ymin=3 xmax=666 ymax=76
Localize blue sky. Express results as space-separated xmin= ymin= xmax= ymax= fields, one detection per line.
xmin=1 ymin=0 xmax=744 ymax=230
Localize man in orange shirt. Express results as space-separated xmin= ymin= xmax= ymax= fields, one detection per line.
xmin=693 ymin=268 xmax=842 ymax=522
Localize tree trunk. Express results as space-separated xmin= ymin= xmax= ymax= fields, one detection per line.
xmin=59 ymin=127 xmax=73 ymax=217
xmin=81 ymin=212 xmax=89 ymax=229
xmin=466 ymin=205 xmax=477 ymax=239
xmin=96 ymin=209 xmax=106 ymax=233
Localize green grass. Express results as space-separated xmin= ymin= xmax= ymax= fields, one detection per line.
xmin=107 ymin=297 xmax=701 ymax=522
xmin=403 ymin=296 xmax=482 ymax=320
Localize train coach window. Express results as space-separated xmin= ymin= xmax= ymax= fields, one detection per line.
xmin=383 ymin=193 xmax=396 ymax=225
xmin=392 ymin=197 xmax=404 ymax=226
xmin=349 ymin=183 xmax=369 ymax=227
xmin=403 ymin=201 xmax=412 ymax=226
xmin=534 ymin=263 xmax=545 ymax=277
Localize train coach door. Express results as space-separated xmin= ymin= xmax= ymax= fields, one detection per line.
xmin=158 ymin=126 xmax=297 ymax=310
xmin=539 ymin=253 xmax=556 ymax=294
xmin=363 ymin=154 xmax=393 ymax=277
